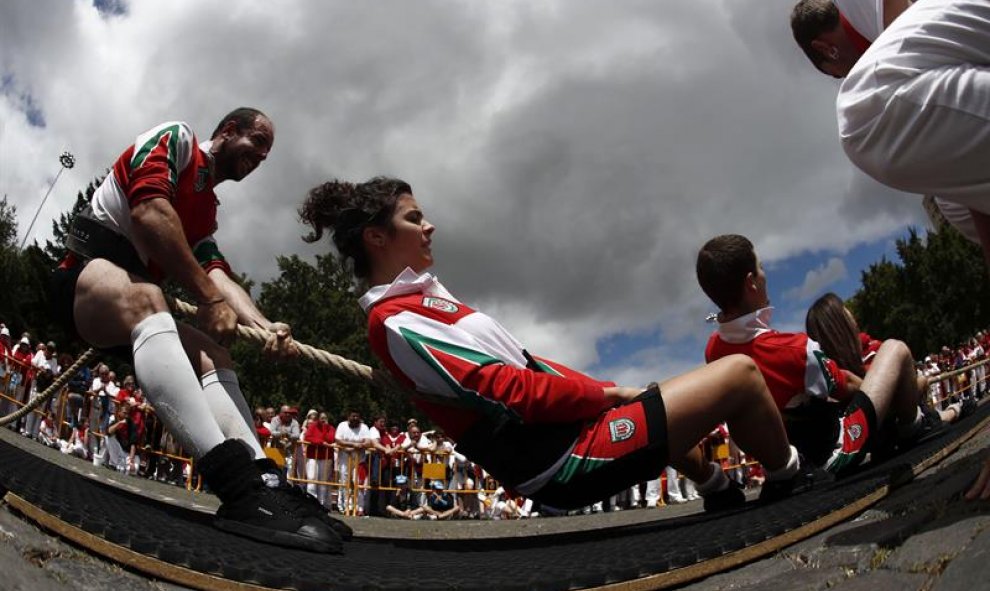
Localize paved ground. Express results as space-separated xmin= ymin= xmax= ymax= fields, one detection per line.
xmin=0 ymin=423 xmax=988 ymax=591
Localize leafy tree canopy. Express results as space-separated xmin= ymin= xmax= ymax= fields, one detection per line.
xmin=850 ymin=227 xmax=990 ymax=356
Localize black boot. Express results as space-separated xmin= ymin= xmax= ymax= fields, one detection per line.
xmin=255 ymin=458 xmax=354 ymax=541
xmin=197 ymin=440 xmax=342 ymax=553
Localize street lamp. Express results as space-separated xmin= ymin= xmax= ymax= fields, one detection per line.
xmin=20 ymin=150 xmax=75 ymax=250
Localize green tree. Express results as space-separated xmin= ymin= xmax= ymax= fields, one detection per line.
xmin=850 ymin=227 xmax=990 ymax=356
xmin=0 ymin=197 xmax=27 ymax=328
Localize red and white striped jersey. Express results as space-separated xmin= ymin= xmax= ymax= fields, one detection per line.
xmin=89 ymin=121 xmax=231 ymax=280
xmin=705 ymin=307 xmax=849 ymax=410
xmin=360 ymin=268 xmax=613 ymax=443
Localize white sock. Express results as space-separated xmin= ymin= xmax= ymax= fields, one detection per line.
xmin=766 ymin=445 xmax=800 ymax=481
xmin=945 ymin=402 xmax=962 ymax=422
xmin=695 ymin=462 xmax=729 ymax=495
xmin=131 ymin=312 xmax=225 ymax=460
xmin=201 ymin=368 xmax=266 ymax=460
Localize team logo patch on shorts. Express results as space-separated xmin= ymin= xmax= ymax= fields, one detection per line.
xmin=609 ymin=418 xmax=636 ymax=443
xmin=423 ymin=297 xmax=458 ymax=313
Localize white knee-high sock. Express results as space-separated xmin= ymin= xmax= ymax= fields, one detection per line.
xmin=132 ymin=312 xmax=225 ymax=460
xmin=694 ymin=462 xmax=729 ymax=495
xmin=201 ymin=368 xmax=266 ymax=460
xmin=766 ymin=445 xmax=800 ymax=481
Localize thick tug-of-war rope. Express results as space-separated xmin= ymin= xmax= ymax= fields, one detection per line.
xmin=165 ymin=296 xmax=405 ymax=393
xmin=0 ymin=297 xmax=407 ymax=428
xmin=0 ymin=348 xmax=99 ymax=427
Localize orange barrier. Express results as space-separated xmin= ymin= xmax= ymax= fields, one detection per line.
xmin=5 ymin=349 xmax=986 ymax=515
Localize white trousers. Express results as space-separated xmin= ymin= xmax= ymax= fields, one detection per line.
xmin=305 ymin=458 xmax=331 ymax=507
xmin=838 ymin=0 xmax=990 ymax=211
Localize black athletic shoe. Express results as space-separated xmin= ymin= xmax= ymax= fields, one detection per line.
xmin=907 ymin=407 xmax=948 ymax=445
xmin=281 ymin=484 xmax=354 ymax=541
xmin=197 ymin=440 xmax=342 ymax=554
xmin=702 ymin=479 xmax=746 ymax=513
xmin=255 ymin=458 xmax=354 ymax=541
xmin=960 ymin=397 xmax=978 ymax=420
xmin=214 ymin=482 xmax=343 ymax=554
xmin=758 ymin=454 xmax=832 ymax=504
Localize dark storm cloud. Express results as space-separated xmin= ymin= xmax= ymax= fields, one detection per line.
xmin=0 ymin=0 xmax=926 ymax=370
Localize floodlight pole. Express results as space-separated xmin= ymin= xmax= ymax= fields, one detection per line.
xmin=20 ymin=151 xmax=75 ymax=250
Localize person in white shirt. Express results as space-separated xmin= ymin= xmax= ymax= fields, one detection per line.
xmin=335 ymin=410 xmax=371 ymax=514
xmin=24 ymin=342 xmax=59 ymax=439
xmin=791 ymin=1 xmax=981 ymax=244
xmin=837 ymin=0 xmax=990 ymax=276
xmin=400 ymin=423 xmax=426 ymax=506
xmin=791 ymin=0 xmax=911 ymax=78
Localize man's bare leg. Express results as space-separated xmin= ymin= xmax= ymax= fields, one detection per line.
xmin=73 ymin=259 xmax=225 ymax=459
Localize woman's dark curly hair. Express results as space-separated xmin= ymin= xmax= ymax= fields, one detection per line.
xmin=299 ymin=176 xmax=412 ymax=279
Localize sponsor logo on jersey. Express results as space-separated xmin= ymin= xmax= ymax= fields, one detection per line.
xmin=423 ymin=297 xmax=458 ymax=313
xmin=608 ymin=418 xmax=636 ymax=443
xmin=194 ymin=167 xmax=210 ymax=192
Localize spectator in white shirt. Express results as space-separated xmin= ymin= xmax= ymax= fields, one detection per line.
xmin=335 ymin=410 xmax=371 ymax=514
xmin=24 ymin=342 xmax=59 ymax=439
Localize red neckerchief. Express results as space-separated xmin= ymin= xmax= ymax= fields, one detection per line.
xmin=839 ymin=12 xmax=872 ymax=54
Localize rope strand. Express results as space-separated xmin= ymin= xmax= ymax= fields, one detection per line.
xmin=0 ymin=348 xmax=98 ymax=427
xmin=166 ymin=296 xmax=404 ymax=392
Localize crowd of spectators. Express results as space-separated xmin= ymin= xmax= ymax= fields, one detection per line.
xmin=917 ymin=331 xmax=989 ymax=408
xmin=0 ymin=324 xmax=187 ymax=485
xmin=252 ymin=405 xmax=767 ymax=519
xmin=2 ymin=319 xmax=986 ymax=521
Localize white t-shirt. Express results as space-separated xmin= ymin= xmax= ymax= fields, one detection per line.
xmin=91 ymin=377 xmax=119 ymax=400
xmin=31 ymin=351 xmax=58 ymax=375
xmin=401 ymin=435 xmax=424 ymax=464
xmin=834 ymin=0 xmax=885 ymax=42
xmin=335 ymin=421 xmax=371 ymax=459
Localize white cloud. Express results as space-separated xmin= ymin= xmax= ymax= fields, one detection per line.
xmin=0 ymin=0 xmax=926 ymax=380
xmin=783 ymin=257 xmax=849 ymax=303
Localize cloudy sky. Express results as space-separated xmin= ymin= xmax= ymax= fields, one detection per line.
xmin=0 ymin=0 xmax=928 ymax=386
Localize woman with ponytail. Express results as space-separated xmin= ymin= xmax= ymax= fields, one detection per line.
xmin=300 ymin=177 xmax=813 ymax=509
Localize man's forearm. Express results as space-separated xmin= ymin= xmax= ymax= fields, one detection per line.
xmin=208 ymin=269 xmax=272 ymax=330
xmin=130 ymin=199 xmax=222 ymax=302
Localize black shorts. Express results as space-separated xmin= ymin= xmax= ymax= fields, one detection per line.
xmin=531 ymin=384 xmax=668 ymax=509
xmin=784 ymin=391 xmax=878 ymax=475
xmin=49 ymin=259 xmax=86 ymax=339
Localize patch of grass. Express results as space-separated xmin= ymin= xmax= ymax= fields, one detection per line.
xmin=869 ymin=547 xmax=891 ymax=570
